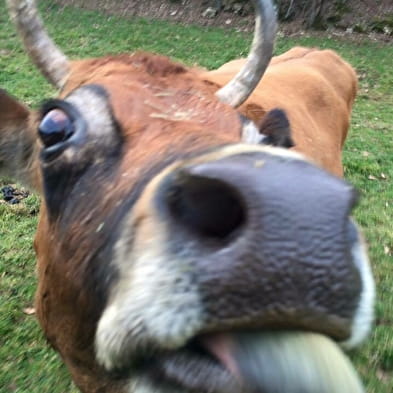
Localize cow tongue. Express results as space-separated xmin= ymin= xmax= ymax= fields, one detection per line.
xmin=200 ymin=331 xmax=365 ymax=393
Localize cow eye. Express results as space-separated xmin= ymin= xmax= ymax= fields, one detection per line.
xmin=38 ymin=108 xmax=74 ymax=148
xmin=38 ymin=88 xmax=118 ymax=165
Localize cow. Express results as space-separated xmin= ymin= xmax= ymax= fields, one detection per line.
xmin=1 ymin=0 xmax=375 ymax=392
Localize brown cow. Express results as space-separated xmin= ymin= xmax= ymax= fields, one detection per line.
xmin=1 ymin=0 xmax=374 ymax=392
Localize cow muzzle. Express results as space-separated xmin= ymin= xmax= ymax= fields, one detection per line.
xmin=96 ymin=145 xmax=374 ymax=393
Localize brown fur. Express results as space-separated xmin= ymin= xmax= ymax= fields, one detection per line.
xmin=0 ymin=48 xmax=358 ymax=392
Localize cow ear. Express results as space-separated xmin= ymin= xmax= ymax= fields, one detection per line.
xmin=0 ymin=89 xmax=40 ymax=190
xmin=259 ymin=109 xmax=295 ymax=148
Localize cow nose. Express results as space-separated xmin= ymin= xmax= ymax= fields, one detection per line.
xmin=165 ymin=174 xmax=246 ymax=239
xmin=154 ymin=150 xmax=362 ymax=338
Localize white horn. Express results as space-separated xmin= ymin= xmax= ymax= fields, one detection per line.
xmin=215 ymin=0 xmax=277 ymax=108
xmin=7 ymin=0 xmax=70 ymax=88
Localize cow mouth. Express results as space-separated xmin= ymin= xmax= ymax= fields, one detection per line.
xmin=132 ymin=331 xmax=364 ymax=393
xmin=141 ymin=337 xmax=240 ymax=393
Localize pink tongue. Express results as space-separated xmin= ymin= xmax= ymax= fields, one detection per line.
xmin=199 ymin=333 xmax=241 ymax=379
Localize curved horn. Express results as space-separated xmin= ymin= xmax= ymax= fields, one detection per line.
xmin=7 ymin=0 xmax=70 ymax=88
xmin=215 ymin=0 xmax=277 ymax=108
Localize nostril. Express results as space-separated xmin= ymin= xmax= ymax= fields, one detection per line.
xmin=166 ymin=173 xmax=246 ymax=239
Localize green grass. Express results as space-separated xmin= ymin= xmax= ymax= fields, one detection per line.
xmin=0 ymin=1 xmax=392 ymax=392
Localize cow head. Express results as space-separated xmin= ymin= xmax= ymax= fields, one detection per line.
xmin=1 ymin=1 xmax=375 ymax=392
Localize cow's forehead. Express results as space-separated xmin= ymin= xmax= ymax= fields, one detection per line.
xmin=59 ymin=54 xmax=243 ymax=146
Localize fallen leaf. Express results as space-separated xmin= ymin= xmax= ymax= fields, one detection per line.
xmin=362 ymin=151 xmax=370 ymax=157
xmin=23 ymin=307 xmax=36 ymax=315
xmin=376 ymin=369 xmax=391 ymax=383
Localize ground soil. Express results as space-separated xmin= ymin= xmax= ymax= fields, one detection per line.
xmin=56 ymin=0 xmax=392 ymax=42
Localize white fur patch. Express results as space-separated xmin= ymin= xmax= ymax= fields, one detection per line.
xmin=95 ymin=219 xmax=204 ymax=370
xmin=341 ymin=227 xmax=375 ymax=349
xmin=241 ymin=118 xmax=266 ymax=144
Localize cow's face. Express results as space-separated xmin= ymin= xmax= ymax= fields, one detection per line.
xmin=3 ymin=1 xmax=375 ymax=392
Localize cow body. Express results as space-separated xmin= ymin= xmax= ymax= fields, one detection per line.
xmin=1 ymin=1 xmax=374 ymax=393
xmin=203 ymin=47 xmax=358 ymax=176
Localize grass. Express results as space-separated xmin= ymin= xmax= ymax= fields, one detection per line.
xmin=0 ymin=0 xmax=392 ymax=392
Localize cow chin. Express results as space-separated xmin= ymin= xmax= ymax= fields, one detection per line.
xmin=95 ymin=145 xmax=374 ymax=393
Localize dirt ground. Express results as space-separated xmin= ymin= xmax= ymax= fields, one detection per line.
xmin=55 ymin=0 xmax=392 ymax=41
